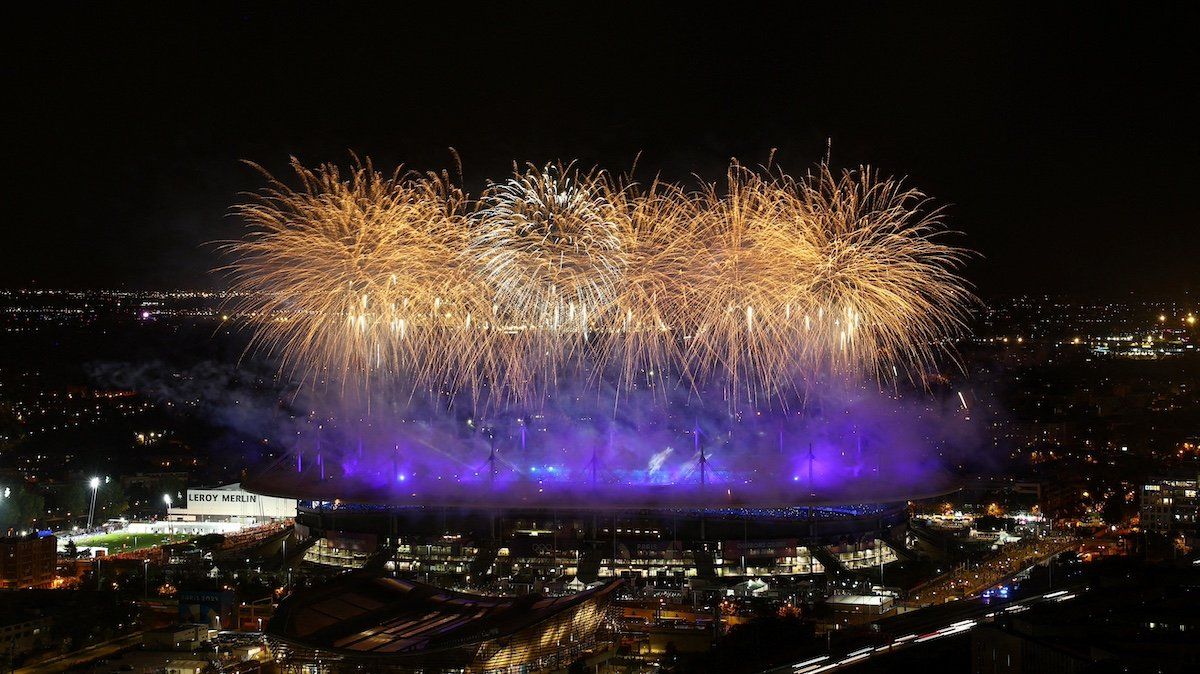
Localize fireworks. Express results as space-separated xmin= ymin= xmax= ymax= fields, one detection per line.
xmin=471 ymin=163 xmax=622 ymax=335
xmin=684 ymin=162 xmax=973 ymax=400
xmin=223 ymin=158 xmax=486 ymax=394
xmin=223 ymin=156 xmax=973 ymax=404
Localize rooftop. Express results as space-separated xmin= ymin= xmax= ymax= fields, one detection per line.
xmin=269 ymin=575 xmax=621 ymax=657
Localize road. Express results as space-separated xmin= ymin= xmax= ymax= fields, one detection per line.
xmin=764 ymin=585 xmax=1087 ymax=674
xmin=903 ymin=535 xmax=1076 ymax=606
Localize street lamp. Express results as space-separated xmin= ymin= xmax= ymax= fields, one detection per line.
xmin=87 ymin=477 xmax=101 ymax=530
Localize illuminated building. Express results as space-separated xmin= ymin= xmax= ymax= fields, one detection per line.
xmin=165 ymin=483 xmax=296 ymax=530
xmin=280 ymin=501 xmax=920 ymax=586
xmin=0 ymin=533 xmax=57 ymax=589
xmin=1140 ymin=475 xmax=1200 ymax=543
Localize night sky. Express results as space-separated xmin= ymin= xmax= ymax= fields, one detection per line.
xmin=5 ymin=3 xmax=1197 ymax=297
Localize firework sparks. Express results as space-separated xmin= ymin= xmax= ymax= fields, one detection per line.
xmin=223 ymin=158 xmax=491 ymax=396
xmin=223 ymin=156 xmax=974 ymax=405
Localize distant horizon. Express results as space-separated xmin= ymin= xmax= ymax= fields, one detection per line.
xmin=3 ymin=284 xmax=1195 ymax=304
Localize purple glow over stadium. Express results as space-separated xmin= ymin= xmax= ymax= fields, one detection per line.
xmin=248 ymin=381 xmax=969 ymax=508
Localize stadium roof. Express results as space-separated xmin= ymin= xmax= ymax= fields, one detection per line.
xmin=244 ymin=461 xmax=962 ymax=510
xmin=268 ymin=574 xmax=620 ymax=657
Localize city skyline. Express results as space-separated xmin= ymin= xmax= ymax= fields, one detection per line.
xmin=2 ymin=5 xmax=1198 ymax=674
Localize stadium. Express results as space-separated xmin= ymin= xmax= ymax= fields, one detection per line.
xmin=250 ymin=425 xmax=962 ymax=673
xmin=246 ymin=426 xmax=960 ymax=583
xmin=231 ymin=156 xmax=974 ymax=673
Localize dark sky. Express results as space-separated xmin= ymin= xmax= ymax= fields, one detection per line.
xmin=4 ymin=3 xmax=1197 ymax=297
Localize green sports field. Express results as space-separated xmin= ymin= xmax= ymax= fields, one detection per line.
xmin=72 ymin=532 xmax=192 ymax=553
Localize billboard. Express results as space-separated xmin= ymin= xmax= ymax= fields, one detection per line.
xmin=179 ymin=589 xmax=234 ymax=627
xmin=175 ymin=484 xmax=296 ymax=519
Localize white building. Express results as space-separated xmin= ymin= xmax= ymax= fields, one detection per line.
xmin=168 ymin=483 xmax=296 ymax=525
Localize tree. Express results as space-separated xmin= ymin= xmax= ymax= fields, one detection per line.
xmin=96 ymin=480 xmax=129 ymax=520
xmin=159 ymin=476 xmax=187 ymax=503
xmin=53 ymin=479 xmax=128 ymax=525
xmin=1102 ymin=492 xmax=1126 ymax=525
xmin=0 ymin=483 xmax=46 ymax=531
xmin=56 ymin=484 xmax=89 ymax=521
